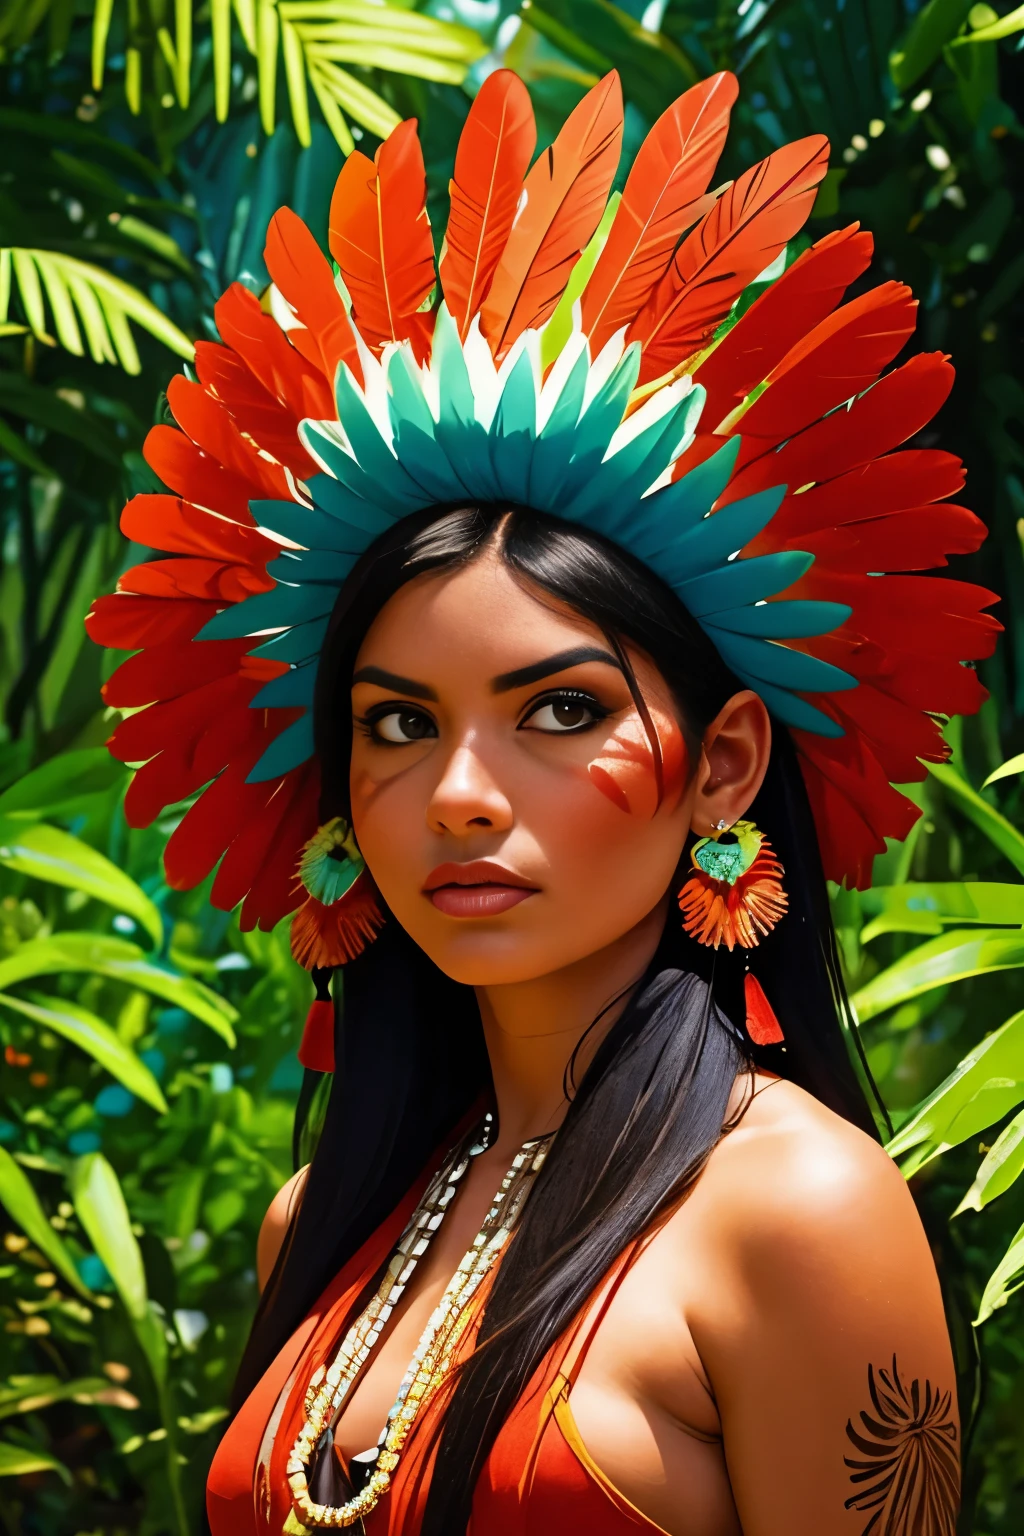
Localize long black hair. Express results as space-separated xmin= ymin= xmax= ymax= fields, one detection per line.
xmin=231 ymin=503 xmax=880 ymax=1528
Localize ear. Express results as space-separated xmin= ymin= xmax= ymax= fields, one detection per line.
xmin=691 ymin=690 xmax=772 ymax=836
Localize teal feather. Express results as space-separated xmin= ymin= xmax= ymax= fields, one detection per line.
xmin=253 ymin=497 xmax=374 ymax=556
xmin=677 ymin=551 xmax=814 ymax=617
xmin=250 ymin=661 xmax=317 ymax=709
xmin=705 ymin=626 xmax=856 ymax=694
xmin=526 ymin=347 xmax=589 ymax=508
xmin=710 ymin=599 xmax=851 ymax=638
xmin=652 ymin=486 xmax=785 ymax=586
xmin=747 ymin=679 xmax=845 ymax=738
xmin=198 ymin=582 xmax=334 ymax=641
xmin=628 ymin=439 xmax=743 ymax=561
xmin=247 ymin=713 xmax=316 ymax=783
xmin=250 ymin=617 xmax=330 ymax=664
xmin=267 ymin=550 xmax=361 ymax=585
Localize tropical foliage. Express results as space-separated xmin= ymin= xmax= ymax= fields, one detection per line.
xmin=1 ymin=1 xmax=1024 ymax=1531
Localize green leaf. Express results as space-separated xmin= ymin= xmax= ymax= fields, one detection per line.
xmin=852 ymin=929 xmax=1024 ymax=1022
xmin=0 ymin=1146 xmax=91 ymax=1299
xmin=0 ymin=934 xmax=237 ymax=1045
xmin=92 ymin=0 xmax=115 ymax=90
xmin=70 ymin=1153 xmax=147 ymax=1319
xmin=70 ymin=1154 xmax=168 ymax=1391
xmin=955 ymin=1105 xmax=1024 ymax=1214
xmin=0 ymin=1375 xmax=126 ymax=1420
xmin=890 ymin=0 xmax=973 ymax=89
xmin=0 ymin=820 xmax=163 ymax=948
xmin=886 ymin=1007 xmax=1024 ymax=1173
xmin=928 ymin=761 xmax=1024 ymax=876
xmin=0 ymin=1440 xmax=70 ymax=1481
xmin=951 ymin=3 xmax=1024 ymax=44
xmin=0 ymin=249 xmax=193 ymax=372
xmin=0 ymin=992 xmax=167 ymax=1114
xmin=212 ymin=0 xmax=232 ymax=120
xmin=0 ymin=373 xmax=123 ymax=465
xmin=0 ymin=748 xmax=127 ymax=820
xmin=859 ymin=882 xmax=1024 ymax=941
xmin=975 ymin=1218 xmax=1024 ymax=1325
xmin=983 ymin=752 xmax=1024 ymax=789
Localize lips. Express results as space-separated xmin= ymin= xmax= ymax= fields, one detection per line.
xmin=423 ymin=860 xmax=539 ymax=918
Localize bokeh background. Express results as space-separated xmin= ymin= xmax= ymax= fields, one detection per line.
xmin=1 ymin=2 xmax=1023 ymax=1530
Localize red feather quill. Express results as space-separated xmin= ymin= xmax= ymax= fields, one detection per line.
xmin=481 ymin=71 xmax=624 ymax=360
xmin=582 ymin=71 xmax=737 ymax=355
xmin=328 ymin=121 xmax=435 ymax=358
xmin=441 ymin=69 xmax=536 ymax=341
xmin=629 ymin=134 xmax=830 ymax=383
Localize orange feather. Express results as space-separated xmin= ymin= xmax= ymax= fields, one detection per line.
xmin=581 ymin=71 xmax=737 ymax=355
xmin=441 ymin=70 xmax=537 ymax=341
xmin=629 ymin=135 xmax=831 ymax=384
xmin=481 ymin=71 xmax=624 ymax=360
xmin=328 ymin=120 xmax=435 ymax=357
xmin=264 ymin=206 xmax=361 ymax=388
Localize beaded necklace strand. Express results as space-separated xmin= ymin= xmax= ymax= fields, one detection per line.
xmin=285 ymin=1114 xmax=551 ymax=1530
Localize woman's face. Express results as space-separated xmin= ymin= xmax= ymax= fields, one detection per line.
xmin=348 ymin=546 xmax=699 ymax=987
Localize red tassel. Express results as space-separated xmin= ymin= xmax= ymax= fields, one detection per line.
xmin=298 ymin=998 xmax=335 ymax=1073
xmin=745 ymin=972 xmax=784 ymax=1045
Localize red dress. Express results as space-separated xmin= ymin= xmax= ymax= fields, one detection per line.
xmin=207 ymin=1160 xmax=667 ymax=1535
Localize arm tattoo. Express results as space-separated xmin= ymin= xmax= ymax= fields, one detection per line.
xmin=843 ymin=1357 xmax=959 ymax=1535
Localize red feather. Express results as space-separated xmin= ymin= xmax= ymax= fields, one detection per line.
xmin=86 ymin=594 xmax=218 ymax=650
xmin=102 ymin=639 xmax=260 ymax=709
xmin=629 ymin=134 xmax=830 ymax=384
xmin=165 ymin=377 xmax=292 ymax=502
xmin=582 ymin=71 xmax=737 ymax=355
xmin=441 ymin=69 xmax=536 ymax=341
xmin=693 ymin=224 xmax=873 ymax=430
xmin=328 ymin=121 xmax=435 ymax=358
xmin=214 ymin=284 xmax=334 ymax=422
xmin=265 ymin=205 xmax=362 ymax=389
xmin=751 ymin=451 xmax=965 ymax=545
xmin=194 ymin=341 xmax=316 ymax=477
xmin=119 ymin=494 xmax=277 ymax=567
xmin=143 ymin=426 xmax=260 ymax=526
xmin=722 ymin=352 xmax=957 ymax=505
xmin=481 ymin=71 xmax=624 ymax=360
xmin=738 ymin=282 xmax=918 ymax=443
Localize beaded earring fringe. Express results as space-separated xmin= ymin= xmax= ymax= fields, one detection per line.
xmin=290 ymin=880 xmax=384 ymax=970
xmin=678 ymin=820 xmax=787 ymax=951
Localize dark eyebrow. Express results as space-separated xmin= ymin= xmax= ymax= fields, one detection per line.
xmin=491 ymin=646 xmax=622 ymax=694
xmin=351 ymin=666 xmax=438 ymax=701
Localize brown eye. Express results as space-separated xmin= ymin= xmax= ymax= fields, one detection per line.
xmin=521 ymin=694 xmax=604 ymax=734
xmin=372 ymin=708 xmax=436 ymax=744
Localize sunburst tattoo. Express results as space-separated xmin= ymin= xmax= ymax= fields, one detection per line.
xmin=844 ymin=1357 xmax=959 ymax=1534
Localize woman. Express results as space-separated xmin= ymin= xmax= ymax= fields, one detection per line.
xmin=88 ymin=66 xmax=995 ymax=1535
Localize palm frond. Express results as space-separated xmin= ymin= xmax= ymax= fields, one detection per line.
xmin=60 ymin=0 xmax=486 ymax=153
xmin=0 ymin=249 xmax=193 ymax=374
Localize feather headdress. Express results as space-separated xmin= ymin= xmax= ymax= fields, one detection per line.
xmin=87 ymin=68 xmax=999 ymax=944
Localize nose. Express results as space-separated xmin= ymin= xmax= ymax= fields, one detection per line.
xmin=427 ymin=741 xmax=514 ymax=837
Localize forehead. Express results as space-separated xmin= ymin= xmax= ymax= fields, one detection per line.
xmin=354 ymin=551 xmax=605 ymax=678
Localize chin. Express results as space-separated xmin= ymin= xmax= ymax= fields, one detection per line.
xmin=419 ymin=936 xmax=561 ymax=988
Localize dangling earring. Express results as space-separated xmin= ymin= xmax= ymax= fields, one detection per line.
xmin=678 ymin=817 xmax=787 ymax=952
xmin=290 ymin=816 xmax=385 ymax=971
xmin=744 ymin=970 xmax=785 ymax=1045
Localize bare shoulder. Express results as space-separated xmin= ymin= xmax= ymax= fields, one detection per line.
xmin=256 ymin=1165 xmax=309 ymax=1291
xmin=668 ymin=1072 xmax=937 ymax=1322
xmin=710 ymin=1072 xmax=911 ymax=1236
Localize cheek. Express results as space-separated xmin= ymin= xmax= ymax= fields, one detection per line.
xmin=586 ymin=710 xmax=687 ymax=818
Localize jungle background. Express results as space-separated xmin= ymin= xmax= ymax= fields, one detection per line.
xmin=1 ymin=0 xmax=1024 ymax=1530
